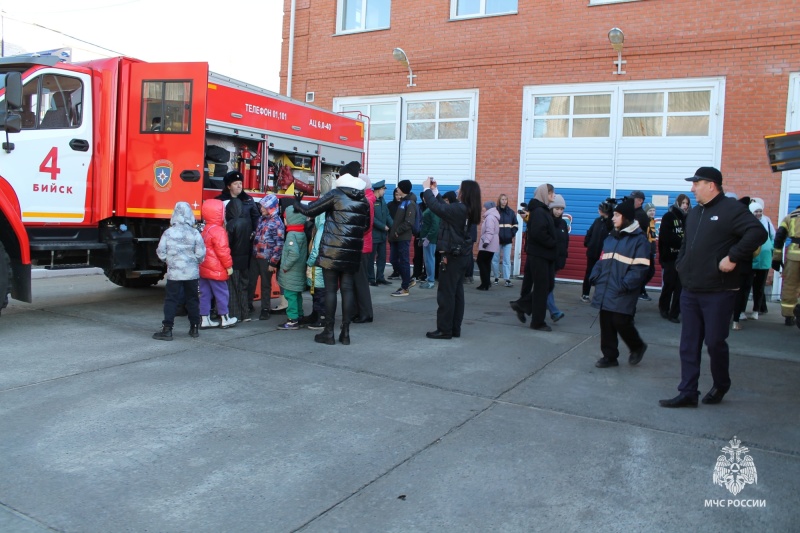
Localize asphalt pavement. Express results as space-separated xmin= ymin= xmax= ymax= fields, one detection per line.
xmin=1 ymin=271 xmax=798 ymax=532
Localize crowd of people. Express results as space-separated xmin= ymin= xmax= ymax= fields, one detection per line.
xmin=152 ymin=163 xmax=800 ymax=404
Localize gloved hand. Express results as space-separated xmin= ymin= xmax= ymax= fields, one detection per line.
xmin=226 ymin=267 xmax=234 ymax=275
xmin=482 ymin=242 xmax=488 ymax=249
xmin=772 ymin=260 xmax=783 ymax=272
xmin=294 ymin=189 xmax=304 ymax=201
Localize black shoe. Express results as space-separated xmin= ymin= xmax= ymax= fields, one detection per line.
xmin=314 ymin=327 xmax=336 ymax=345
xmin=660 ymin=309 xmax=669 ymax=319
xmin=377 ymin=279 xmax=392 ymax=285
xmin=510 ymin=301 xmax=527 ymax=323
xmin=426 ymin=329 xmax=453 ymax=340
xmin=188 ymin=325 xmax=199 ymax=338
xmin=259 ymin=309 xmax=270 ymax=321
xmin=307 ymin=316 xmax=326 ymax=330
xmin=476 ymin=285 xmax=489 ymax=291
xmin=530 ymin=323 xmax=552 ymax=332
xmin=338 ymin=325 xmax=350 ymax=345
xmin=785 ymin=316 xmax=796 ymax=326
xmin=639 ymin=292 xmax=652 ymax=301
xmin=152 ymin=326 xmax=173 ymax=341
xmin=795 ymin=304 xmax=800 ymax=329
xmin=452 ymin=331 xmax=461 ymax=338
xmin=352 ymin=316 xmax=373 ymax=323
xmin=369 ymin=282 xmax=378 ymax=287
xmin=629 ymin=343 xmax=647 ymax=366
xmin=659 ymin=394 xmax=698 ymax=408
xmin=701 ymin=386 xmax=729 ymax=405
xmin=668 ymin=317 xmax=681 ymax=324
xmin=595 ymin=357 xmax=619 ymax=368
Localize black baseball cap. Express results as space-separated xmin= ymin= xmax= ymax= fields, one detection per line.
xmin=685 ymin=166 xmax=722 ymax=185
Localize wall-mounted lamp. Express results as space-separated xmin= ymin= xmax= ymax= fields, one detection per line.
xmin=608 ymin=28 xmax=626 ymax=75
xmin=392 ymin=47 xmax=417 ymax=87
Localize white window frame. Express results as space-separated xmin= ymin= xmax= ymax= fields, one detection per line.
xmin=450 ymin=0 xmax=517 ymax=20
xmin=340 ymin=101 xmax=399 ymax=141
xmin=621 ymin=88 xmax=713 ymax=138
xmin=404 ymin=98 xmax=472 ymax=141
xmin=532 ymin=93 xmax=613 ymax=139
xmin=336 ymin=0 xmax=391 ymax=34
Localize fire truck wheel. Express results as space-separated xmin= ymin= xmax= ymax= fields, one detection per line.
xmin=104 ymin=268 xmax=162 ymax=288
xmin=0 ymin=241 xmax=11 ymax=313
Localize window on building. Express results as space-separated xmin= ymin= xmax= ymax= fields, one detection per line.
xmin=623 ymin=89 xmax=711 ymax=137
xmin=141 ymin=81 xmax=192 ymax=133
xmin=21 ymin=74 xmax=83 ymax=129
xmin=452 ymin=0 xmax=517 ymax=18
xmin=338 ymin=0 xmax=391 ymax=33
xmin=406 ymin=99 xmax=470 ymax=140
xmin=532 ymin=94 xmax=611 ymax=138
xmin=341 ymin=102 xmax=397 ymax=140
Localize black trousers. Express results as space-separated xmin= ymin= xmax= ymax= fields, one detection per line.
xmin=678 ymin=289 xmax=736 ymax=395
xmin=599 ymin=309 xmax=645 ymax=360
xmin=517 ymin=256 xmax=554 ymax=328
xmin=352 ymin=253 xmax=374 ymax=320
xmin=436 ymin=253 xmax=469 ymax=335
xmin=733 ymin=272 xmax=752 ymax=320
xmin=582 ymin=256 xmax=599 ymax=296
xmin=750 ymin=269 xmax=769 ymax=312
xmin=412 ymin=237 xmax=426 ymax=280
xmin=248 ymin=256 xmax=273 ymax=311
xmin=163 ymin=279 xmax=200 ymax=327
xmin=370 ymin=240 xmax=387 ymax=283
xmin=476 ymin=250 xmax=494 ymax=288
xmin=658 ymin=260 xmax=681 ymax=319
xmin=322 ymin=268 xmax=355 ymax=329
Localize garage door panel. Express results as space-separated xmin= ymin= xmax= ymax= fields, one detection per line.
xmin=400 ymin=142 xmax=473 ymax=186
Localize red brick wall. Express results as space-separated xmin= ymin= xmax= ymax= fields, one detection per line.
xmin=281 ymin=0 xmax=800 ymax=222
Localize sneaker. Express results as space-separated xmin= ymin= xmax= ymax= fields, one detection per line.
xmin=551 ymin=311 xmax=565 ymax=322
xmin=391 ymin=289 xmax=409 ymax=297
xmin=387 ymin=274 xmax=401 ymax=280
xmin=738 ymin=312 xmax=747 ymax=321
xmin=581 ymin=294 xmax=591 ymax=303
xmin=464 ymin=277 xmax=474 ymax=284
xmin=277 ymin=320 xmax=300 ymax=330
xmin=504 ymin=280 xmax=513 ymax=288
xmin=419 ymin=281 xmax=435 ymax=289
xmin=377 ymin=279 xmax=392 ymax=285
xmin=493 ymin=278 xmax=499 ymax=285
xmin=638 ymin=292 xmax=652 ymax=301
xmin=595 ymin=357 xmax=619 ymax=368
xmin=259 ymin=309 xmax=270 ymax=321
xmin=308 ymin=317 xmax=326 ymax=330
xmin=408 ymin=279 xmax=417 ymax=288
xmin=732 ymin=322 xmax=743 ymax=331
xmin=749 ymin=311 xmax=759 ymax=320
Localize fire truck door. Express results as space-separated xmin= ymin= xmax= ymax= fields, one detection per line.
xmin=3 ymin=70 xmax=94 ymax=223
xmin=123 ymin=62 xmax=208 ymax=219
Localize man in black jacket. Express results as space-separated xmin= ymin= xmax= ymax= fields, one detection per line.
xmin=659 ymin=167 xmax=766 ymax=408
xmin=511 ymin=183 xmax=557 ymax=331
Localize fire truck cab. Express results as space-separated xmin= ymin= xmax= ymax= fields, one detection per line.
xmin=0 ymin=55 xmax=364 ymax=314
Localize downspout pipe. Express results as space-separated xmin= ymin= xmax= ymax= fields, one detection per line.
xmin=286 ymin=0 xmax=296 ymax=98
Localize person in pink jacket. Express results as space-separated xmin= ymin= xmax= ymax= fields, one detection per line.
xmin=199 ymin=199 xmax=238 ymax=329
xmin=476 ymin=201 xmax=500 ymax=290
xmin=351 ymin=173 xmax=375 ymax=323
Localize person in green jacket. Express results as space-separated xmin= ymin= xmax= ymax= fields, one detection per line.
xmin=276 ymin=205 xmax=308 ymax=330
xmin=419 ymin=195 xmax=441 ymax=289
xmin=370 ymin=180 xmax=392 ymax=285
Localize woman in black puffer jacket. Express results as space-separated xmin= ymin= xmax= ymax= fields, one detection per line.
xmin=292 ymin=161 xmax=369 ymax=345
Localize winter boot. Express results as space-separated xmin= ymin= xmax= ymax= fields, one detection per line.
xmin=220 ymin=314 xmax=238 ymax=328
xmin=338 ymin=323 xmax=351 ymax=345
xmin=189 ymin=324 xmax=199 ymax=338
xmin=200 ymin=315 xmax=219 ymax=329
xmin=152 ymin=325 xmax=173 ymax=341
xmin=314 ymin=320 xmax=336 ymax=345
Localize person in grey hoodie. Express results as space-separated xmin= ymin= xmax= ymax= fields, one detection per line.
xmin=153 ymin=202 xmax=207 ymax=340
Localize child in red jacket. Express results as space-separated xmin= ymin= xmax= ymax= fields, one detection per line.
xmin=199 ymin=199 xmax=238 ymax=329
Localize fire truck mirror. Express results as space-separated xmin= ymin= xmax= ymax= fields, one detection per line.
xmin=3 ymin=72 xmax=23 ymax=111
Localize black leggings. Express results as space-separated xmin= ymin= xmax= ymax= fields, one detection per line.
xmin=322 ymin=268 xmax=355 ymax=328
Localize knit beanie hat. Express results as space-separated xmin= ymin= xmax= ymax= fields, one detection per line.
xmin=339 ymin=161 xmax=362 ymax=178
xmin=614 ymin=199 xmax=636 ymax=222
xmin=443 ymin=191 xmax=458 ymax=203
xmin=483 ymin=201 xmax=496 ymax=209
xmin=643 ymin=202 xmax=655 ymax=213
xmin=749 ymin=200 xmax=764 ymax=213
xmin=259 ymin=194 xmax=279 ymax=211
xmin=397 ymin=179 xmax=412 ymax=195
xmin=549 ymin=194 xmax=566 ymax=209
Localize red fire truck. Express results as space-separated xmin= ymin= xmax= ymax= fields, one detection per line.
xmin=0 ymin=55 xmax=365 ymax=314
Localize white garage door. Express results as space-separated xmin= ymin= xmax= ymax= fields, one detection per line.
xmin=336 ymin=90 xmax=479 ymax=191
